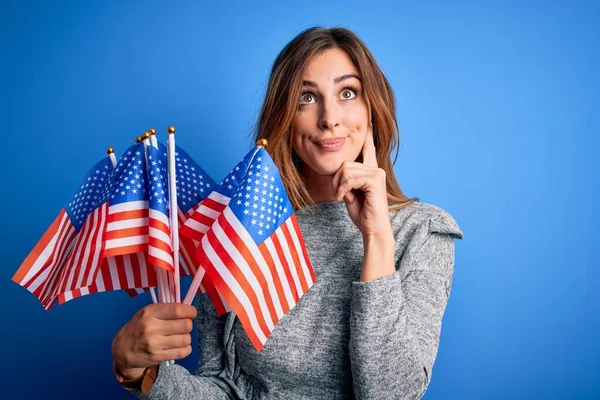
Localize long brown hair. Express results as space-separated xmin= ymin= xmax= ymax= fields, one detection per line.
xmin=253 ymin=26 xmax=418 ymax=211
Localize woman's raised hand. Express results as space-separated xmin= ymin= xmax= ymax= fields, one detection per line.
xmin=111 ymin=303 xmax=197 ymax=379
xmin=332 ymin=125 xmax=392 ymax=238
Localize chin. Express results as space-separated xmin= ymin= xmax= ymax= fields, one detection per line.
xmin=304 ymin=153 xmax=353 ymax=176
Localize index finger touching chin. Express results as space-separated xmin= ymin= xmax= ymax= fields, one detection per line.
xmin=361 ymin=124 xmax=378 ymax=168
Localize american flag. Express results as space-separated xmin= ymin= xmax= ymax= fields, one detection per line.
xmin=57 ymin=142 xmax=219 ymax=305
xmin=12 ymin=156 xmax=115 ymax=310
xmin=173 ymin=144 xmax=230 ymax=314
xmin=57 ymin=144 xmax=158 ymax=305
xmin=195 ymin=146 xmax=315 ymax=351
xmin=147 ymin=142 xmax=173 ymax=272
xmin=103 ymin=143 xmax=149 ymax=257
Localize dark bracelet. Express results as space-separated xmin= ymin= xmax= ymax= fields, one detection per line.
xmin=113 ymin=361 xmax=158 ymax=394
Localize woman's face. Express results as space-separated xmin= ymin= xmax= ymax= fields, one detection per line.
xmin=292 ymin=48 xmax=370 ymax=177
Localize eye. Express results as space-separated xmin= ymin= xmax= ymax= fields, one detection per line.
xmin=299 ymin=92 xmax=316 ymax=105
xmin=340 ymin=87 xmax=358 ymax=100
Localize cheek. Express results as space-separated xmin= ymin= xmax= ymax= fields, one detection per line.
xmin=293 ymin=111 xmax=314 ymax=134
xmin=343 ymin=103 xmax=369 ymax=131
xmin=343 ymin=108 xmax=368 ymax=146
xmin=292 ymin=113 xmax=313 ymax=149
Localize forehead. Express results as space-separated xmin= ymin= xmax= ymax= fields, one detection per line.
xmin=302 ymin=48 xmax=360 ymax=82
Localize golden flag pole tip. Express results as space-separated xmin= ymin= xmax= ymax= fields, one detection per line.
xmin=106 ymin=147 xmax=114 ymax=154
xmin=135 ymin=136 xmax=142 ymax=143
xmin=256 ymin=138 xmax=268 ymax=147
xmin=167 ymin=126 xmax=176 ymax=134
xmin=142 ymin=132 xmax=151 ymax=140
xmin=149 ymin=128 xmax=157 ymax=135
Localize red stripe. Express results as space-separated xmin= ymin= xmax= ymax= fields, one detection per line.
xmin=257 ymin=242 xmax=291 ymax=315
xmin=104 ymin=226 xmax=148 ymax=241
xmin=107 ymin=208 xmax=148 ymax=223
xmin=130 ymin=254 xmax=142 ymax=288
xmin=148 ymin=254 xmax=174 ymax=273
xmin=201 ymin=196 xmax=228 ymax=214
xmin=86 ymin=203 xmax=109 ymax=287
xmin=290 ymin=214 xmax=316 ymax=282
xmin=101 ymin=258 xmax=114 ymax=291
xmin=104 ymin=243 xmax=147 ymax=257
xmin=59 ymin=204 xmax=105 ymax=297
xmin=57 ymin=213 xmax=91 ymax=296
xmin=190 ymin=212 xmax=217 ymax=229
xmin=269 ymin=232 xmax=299 ymax=303
xmin=199 ymin=241 xmax=264 ymax=350
xmin=12 ymin=211 xmax=66 ymax=284
xmin=280 ymin=221 xmax=308 ymax=293
xmin=202 ymin=218 xmax=271 ymax=339
xmin=202 ymin=278 xmax=227 ymax=315
xmin=30 ymin=212 xmax=74 ymax=296
xmin=34 ymin=219 xmax=78 ymax=303
xmin=115 ymin=255 xmax=128 ymax=290
xmin=149 ymin=217 xmax=170 ymax=233
xmin=179 ymin=237 xmax=196 ymax=277
xmin=220 ymin=215 xmax=279 ymax=326
xmin=57 ymin=292 xmax=67 ymax=304
xmin=149 ymin=237 xmax=172 ymax=255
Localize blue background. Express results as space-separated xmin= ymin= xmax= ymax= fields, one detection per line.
xmin=1 ymin=1 xmax=598 ymax=399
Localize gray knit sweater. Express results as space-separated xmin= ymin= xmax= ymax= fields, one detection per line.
xmin=125 ymin=200 xmax=464 ymax=399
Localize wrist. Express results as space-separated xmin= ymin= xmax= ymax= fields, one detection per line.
xmin=113 ymin=361 xmax=159 ymax=394
xmin=362 ymin=226 xmax=394 ymax=249
xmin=117 ymin=363 xmax=146 ymax=380
xmin=361 ymin=228 xmax=395 ymax=282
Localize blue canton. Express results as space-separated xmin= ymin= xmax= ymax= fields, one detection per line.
xmin=148 ymin=144 xmax=169 ymax=216
xmin=65 ymin=157 xmax=115 ymax=231
xmin=174 ymin=144 xmax=216 ymax=213
xmin=228 ymin=147 xmax=292 ymax=244
xmin=111 ymin=142 xmax=148 ymax=205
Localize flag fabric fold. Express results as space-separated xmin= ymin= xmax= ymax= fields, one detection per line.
xmin=56 ymin=141 xmax=218 ymax=305
xmin=12 ymin=156 xmax=115 ymax=310
xmin=59 ymin=143 xmax=156 ymax=304
xmin=103 ymin=143 xmax=149 ymax=258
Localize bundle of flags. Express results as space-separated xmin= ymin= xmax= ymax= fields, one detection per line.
xmin=12 ymin=129 xmax=315 ymax=351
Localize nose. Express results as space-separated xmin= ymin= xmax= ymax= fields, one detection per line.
xmin=318 ymin=97 xmax=341 ymax=131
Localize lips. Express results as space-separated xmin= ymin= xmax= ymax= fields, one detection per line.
xmin=314 ymin=138 xmax=346 ymax=152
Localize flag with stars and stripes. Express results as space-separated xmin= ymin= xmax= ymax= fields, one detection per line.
xmin=194 ymin=145 xmax=315 ymax=351
xmin=103 ymin=143 xmax=149 ymax=257
xmin=147 ymin=141 xmax=173 ymax=272
xmin=57 ymin=141 xmax=219 ymax=305
xmin=172 ymin=144 xmax=215 ymax=278
xmin=12 ymin=156 xmax=115 ymax=310
xmin=173 ymin=144 xmax=230 ymax=313
xmin=57 ymin=143 xmax=159 ymax=305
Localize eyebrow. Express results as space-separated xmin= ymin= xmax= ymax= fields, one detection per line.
xmin=302 ymin=74 xmax=361 ymax=87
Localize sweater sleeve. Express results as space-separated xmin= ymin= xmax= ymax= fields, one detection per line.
xmin=122 ymin=293 xmax=241 ymax=400
xmin=349 ymin=213 xmax=464 ymax=400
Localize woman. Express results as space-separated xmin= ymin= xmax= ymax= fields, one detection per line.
xmin=111 ymin=26 xmax=464 ymax=399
